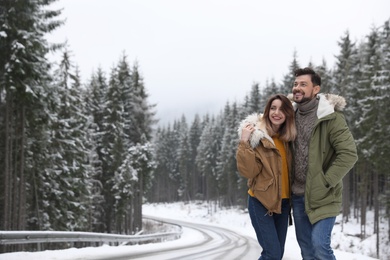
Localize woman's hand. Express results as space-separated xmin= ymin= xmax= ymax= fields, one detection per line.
xmin=241 ymin=123 xmax=255 ymax=142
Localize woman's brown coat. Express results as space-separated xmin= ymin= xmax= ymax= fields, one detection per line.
xmin=236 ymin=113 xmax=292 ymax=214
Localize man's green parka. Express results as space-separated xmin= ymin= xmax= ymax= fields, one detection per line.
xmin=294 ymin=93 xmax=358 ymax=224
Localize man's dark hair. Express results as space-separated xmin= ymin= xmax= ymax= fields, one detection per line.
xmin=294 ymin=67 xmax=321 ymax=86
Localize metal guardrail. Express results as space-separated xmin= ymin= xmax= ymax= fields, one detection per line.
xmin=0 ymin=230 xmax=182 ymax=245
xmin=0 ymin=218 xmax=182 ymax=246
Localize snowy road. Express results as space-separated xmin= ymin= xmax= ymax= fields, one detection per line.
xmin=97 ymin=217 xmax=261 ymax=260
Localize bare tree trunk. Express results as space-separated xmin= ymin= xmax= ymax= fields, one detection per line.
xmin=105 ymin=196 xmax=113 ymax=233
xmin=342 ymin=171 xmax=351 ymax=224
xmin=387 ymin=175 xmax=390 ymax=243
xmin=137 ymin=179 xmax=142 ymax=231
xmin=360 ymin=162 xmax=368 ymax=239
xmin=125 ymin=206 xmax=129 ymax=234
xmin=32 ymin=169 xmax=41 ymax=230
xmin=191 ymin=166 xmax=198 ymax=200
xmin=138 ymin=172 xmax=143 ymax=230
xmin=11 ymin=122 xmax=18 ymax=230
xmin=368 ymin=169 xmax=373 ymax=210
xmin=18 ymin=105 xmax=26 ymax=230
xmin=373 ymin=168 xmax=379 ymax=258
xmin=353 ymin=167 xmax=358 ymax=219
xmin=132 ymin=174 xmax=142 ymax=233
xmin=203 ymin=173 xmax=207 ymax=202
xmin=129 ymin=196 xmax=134 ymax=234
xmin=3 ymin=92 xmax=11 ymax=230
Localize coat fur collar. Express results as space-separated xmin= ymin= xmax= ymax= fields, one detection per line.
xmin=237 ymin=113 xmax=274 ymax=148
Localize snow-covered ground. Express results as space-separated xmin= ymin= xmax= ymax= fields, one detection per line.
xmin=1 ymin=201 xmax=388 ymax=259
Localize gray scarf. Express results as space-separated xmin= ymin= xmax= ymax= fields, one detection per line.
xmin=292 ymin=96 xmax=319 ymax=195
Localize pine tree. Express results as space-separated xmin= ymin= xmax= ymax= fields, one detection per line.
xmin=314 ymin=59 xmax=332 ymax=94
xmin=247 ymin=82 xmax=262 ymax=114
xmin=237 ymin=94 xmax=250 ymax=121
xmin=332 ymin=31 xmax=360 ymax=106
xmin=114 ymin=56 xmax=156 ymax=231
xmin=280 ymin=50 xmax=300 ymax=94
xmin=379 ymin=21 xmax=390 ymax=233
xmin=83 ymin=68 xmax=108 ymax=232
xmin=332 ymin=31 xmax=361 ymax=223
xmin=40 ymin=49 xmax=93 ymax=231
xmin=374 ymin=20 xmax=390 ymax=245
xmin=196 ymin=115 xmax=221 ymax=202
xmin=216 ymin=102 xmax=241 ymax=206
xmin=356 ymin=27 xmax=382 ymax=163
xmin=177 ymin=115 xmax=190 ymax=201
xmin=128 ymin=140 xmax=156 ymax=232
xmin=100 ymin=65 xmax=127 ymax=232
xmin=355 ymin=26 xmax=382 ymax=240
xmin=375 ymin=20 xmax=390 ymax=175
xmin=149 ymin=126 xmax=178 ymax=202
xmin=0 ymin=0 xmax=63 ymax=231
xmin=129 ymin=61 xmax=157 ymax=143
xmin=262 ymin=79 xmax=279 ymax=104
xmin=188 ymin=114 xmax=203 ymax=200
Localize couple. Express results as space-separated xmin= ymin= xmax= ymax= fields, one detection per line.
xmin=236 ymin=67 xmax=358 ymax=260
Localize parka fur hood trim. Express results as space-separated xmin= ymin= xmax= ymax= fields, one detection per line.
xmin=315 ymin=93 xmax=346 ymax=119
xmin=288 ymin=93 xmax=347 ymax=119
xmin=237 ymin=113 xmax=274 ymax=148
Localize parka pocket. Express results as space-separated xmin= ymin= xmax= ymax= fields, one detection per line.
xmin=308 ymin=171 xmax=334 ymax=208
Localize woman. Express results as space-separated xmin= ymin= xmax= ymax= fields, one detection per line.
xmin=236 ymin=94 xmax=296 ymax=260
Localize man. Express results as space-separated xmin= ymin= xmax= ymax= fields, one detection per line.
xmin=291 ymin=67 xmax=358 ymax=259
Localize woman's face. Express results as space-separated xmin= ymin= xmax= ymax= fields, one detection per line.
xmin=268 ymin=99 xmax=286 ymax=130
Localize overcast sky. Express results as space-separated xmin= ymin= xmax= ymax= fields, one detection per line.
xmin=47 ymin=0 xmax=390 ymax=125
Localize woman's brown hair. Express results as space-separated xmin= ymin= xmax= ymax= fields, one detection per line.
xmin=263 ymin=94 xmax=296 ymax=142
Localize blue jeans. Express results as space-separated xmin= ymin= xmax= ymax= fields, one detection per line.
xmin=248 ymin=195 xmax=290 ymax=260
xmin=292 ymin=194 xmax=336 ymax=260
